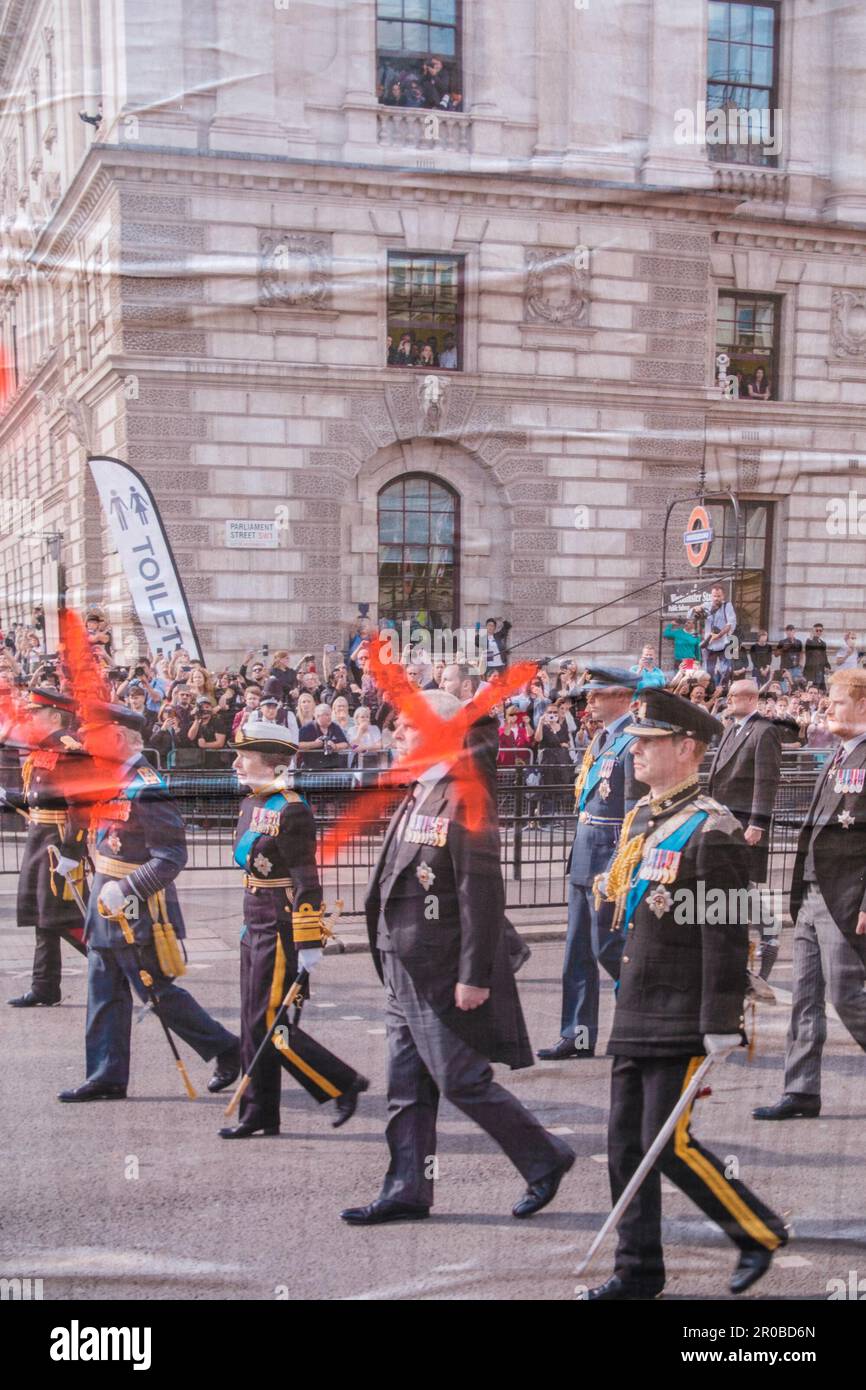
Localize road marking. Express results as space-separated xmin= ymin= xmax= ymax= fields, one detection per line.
xmin=775 ymin=1254 xmax=812 ymax=1268
xmin=367 ymin=1027 xmax=386 ymax=1035
xmin=314 ymin=1001 xmax=337 ymax=1008
xmin=549 ymin=1126 xmax=575 ymax=1135
xmin=345 ymin=1261 xmax=480 ymax=1301
xmin=340 ymin=1015 xmax=363 ymax=1021
xmin=590 ymin=1153 xmax=607 ymax=1164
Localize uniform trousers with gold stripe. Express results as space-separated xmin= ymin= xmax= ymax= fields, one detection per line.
xmin=239 ymin=921 xmax=359 ymax=1129
xmin=608 ymin=1054 xmax=786 ymax=1292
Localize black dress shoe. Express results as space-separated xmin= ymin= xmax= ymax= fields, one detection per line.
xmin=753 ymin=1093 xmax=821 ymax=1120
xmin=332 ymin=1075 xmax=369 ymax=1129
xmin=58 ymin=1081 xmax=127 ymax=1102
xmin=218 ymin=1122 xmax=279 ymax=1139
xmin=536 ymin=1037 xmax=595 ymax=1061
xmin=585 ymin=1275 xmax=663 ymax=1301
xmin=512 ymin=1151 xmax=575 ymax=1218
xmin=208 ymin=1043 xmax=241 ymax=1094
xmin=9 ymin=990 xmax=61 ymax=1008
xmin=340 ymin=1199 xmax=430 ymax=1226
xmin=730 ymin=1234 xmax=787 ymax=1295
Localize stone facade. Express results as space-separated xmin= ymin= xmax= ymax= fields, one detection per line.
xmin=1 ymin=1 xmax=866 ymax=665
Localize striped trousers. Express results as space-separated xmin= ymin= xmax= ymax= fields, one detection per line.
xmin=784 ymin=884 xmax=866 ymax=1097
xmin=239 ymin=922 xmax=359 ymax=1129
xmin=608 ymin=1054 xmax=786 ymax=1293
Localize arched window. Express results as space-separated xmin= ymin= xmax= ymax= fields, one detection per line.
xmin=378 ymin=474 xmax=459 ymax=630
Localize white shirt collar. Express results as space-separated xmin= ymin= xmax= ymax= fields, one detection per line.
xmin=842 ymin=730 xmax=866 ymax=756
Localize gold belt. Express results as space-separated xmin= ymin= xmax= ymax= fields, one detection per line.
xmin=29 ymin=809 xmax=67 ymax=826
xmin=242 ymin=873 xmax=293 ymax=892
xmin=93 ymin=852 xmax=145 ymax=876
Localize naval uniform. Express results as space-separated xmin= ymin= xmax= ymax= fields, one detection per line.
xmin=78 ymin=755 xmax=236 ymax=1088
xmin=562 ymin=713 xmax=644 ymax=1049
xmin=4 ymin=730 xmax=88 ymax=1000
xmin=233 ymin=783 xmax=361 ymax=1129
xmin=600 ymin=779 xmax=787 ymax=1292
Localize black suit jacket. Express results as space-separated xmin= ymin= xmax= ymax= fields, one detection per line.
xmin=707 ymin=713 xmax=783 ymax=881
xmin=789 ymin=740 xmax=866 ymax=933
xmin=364 ymin=771 xmax=533 ymax=1068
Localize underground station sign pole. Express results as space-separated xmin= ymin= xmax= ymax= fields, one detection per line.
xmin=683 ymin=503 xmax=714 ymax=568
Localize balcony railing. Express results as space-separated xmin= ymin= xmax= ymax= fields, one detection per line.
xmin=377 ymin=107 xmax=471 ymax=155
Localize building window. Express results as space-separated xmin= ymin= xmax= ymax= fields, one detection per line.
xmin=387 ymin=252 xmax=462 ymax=369
xmin=716 ymin=291 xmax=779 ymax=400
xmin=707 ymin=2 xmax=779 ymax=166
xmin=378 ymin=474 xmax=459 ymax=630
xmin=377 ymin=1 xmax=463 ymax=112
xmin=705 ymin=500 xmax=774 ymax=632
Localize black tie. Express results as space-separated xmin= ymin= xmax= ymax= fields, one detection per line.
xmin=597 ymin=729 xmax=608 ymax=755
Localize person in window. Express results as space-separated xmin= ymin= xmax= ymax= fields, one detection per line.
xmin=402 ymin=77 xmax=426 ymax=109
xmin=419 ymin=55 xmax=449 ymax=108
xmin=439 ymin=332 xmax=458 ymax=369
xmin=747 ymin=367 xmax=771 ymax=400
xmin=419 ymin=342 xmax=437 ymax=368
xmin=393 ymin=333 xmax=414 ymax=367
xmin=383 ymin=78 xmax=403 ymax=106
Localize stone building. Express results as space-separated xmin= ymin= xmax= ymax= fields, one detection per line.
xmin=2 ymin=0 xmax=866 ymax=667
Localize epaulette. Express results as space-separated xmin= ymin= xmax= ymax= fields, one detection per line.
xmin=694 ymin=793 xmax=742 ymax=836
xmin=279 ymin=790 xmax=301 ymax=806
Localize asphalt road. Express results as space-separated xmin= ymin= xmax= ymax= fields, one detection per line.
xmin=2 ymin=886 xmax=865 ymax=1302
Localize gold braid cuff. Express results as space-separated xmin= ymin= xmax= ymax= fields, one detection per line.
xmin=292 ymin=901 xmax=324 ymax=946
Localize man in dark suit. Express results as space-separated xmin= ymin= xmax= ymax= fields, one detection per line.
xmin=754 ymin=669 xmax=866 ymax=1120
xmin=587 ymin=688 xmax=787 ymax=1300
xmin=538 ymin=668 xmax=644 ymax=1060
xmin=341 ymin=689 xmax=574 ymax=1226
xmin=707 ymin=679 xmax=784 ymax=993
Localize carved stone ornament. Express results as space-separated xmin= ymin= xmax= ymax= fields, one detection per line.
xmin=418 ymin=373 xmax=446 ymax=431
xmin=524 ymin=247 xmax=590 ymax=326
xmin=258 ymin=231 xmax=331 ymax=309
xmin=61 ymin=396 xmax=93 ymax=453
xmin=831 ymin=289 xmax=866 ymax=358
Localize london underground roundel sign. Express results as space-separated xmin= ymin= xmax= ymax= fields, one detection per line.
xmin=683 ymin=504 xmax=713 ymax=568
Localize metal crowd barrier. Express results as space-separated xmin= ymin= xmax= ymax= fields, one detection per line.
xmin=0 ymin=751 xmax=826 ymax=916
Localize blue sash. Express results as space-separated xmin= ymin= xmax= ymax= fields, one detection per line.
xmin=579 ymin=731 xmax=633 ymax=811
xmin=94 ymin=766 xmax=165 ymax=847
xmin=233 ymin=791 xmax=287 ymax=870
xmin=623 ymin=810 xmax=708 ymax=928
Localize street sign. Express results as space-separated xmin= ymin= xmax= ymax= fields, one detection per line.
xmin=683 ymin=503 xmax=713 ymax=568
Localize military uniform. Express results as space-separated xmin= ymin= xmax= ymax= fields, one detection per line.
xmin=229 ymin=777 xmax=362 ymax=1132
xmin=592 ymin=689 xmax=786 ymax=1299
xmin=541 ymin=668 xmax=644 ymax=1058
xmin=3 ymin=690 xmax=88 ymax=1006
xmin=59 ymin=704 xmax=238 ymax=1100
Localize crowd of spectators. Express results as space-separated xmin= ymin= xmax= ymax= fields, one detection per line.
xmin=1 ymin=598 xmax=858 ymax=785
